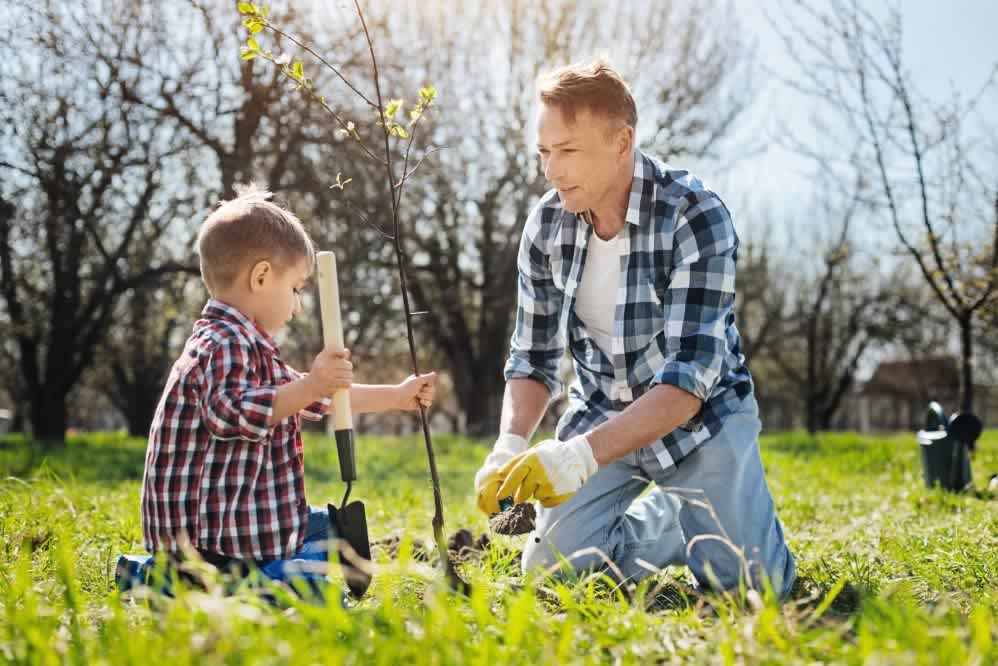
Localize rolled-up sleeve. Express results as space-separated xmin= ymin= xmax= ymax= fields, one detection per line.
xmin=503 ymin=205 xmax=565 ymax=397
xmin=651 ymin=192 xmax=737 ymax=406
xmin=286 ymin=366 xmax=331 ymax=422
xmin=200 ymin=338 xmax=276 ymax=441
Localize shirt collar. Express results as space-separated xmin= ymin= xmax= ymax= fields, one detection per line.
xmin=624 ymin=150 xmax=657 ymax=227
xmin=201 ymin=298 xmax=278 ymax=352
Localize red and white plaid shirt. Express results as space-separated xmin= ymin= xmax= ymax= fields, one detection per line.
xmin=141 ymin=299 xmax=328 ymax=561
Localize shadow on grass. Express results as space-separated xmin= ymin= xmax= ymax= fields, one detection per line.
xmin=789 ymin=574 xmax=864 ymax=616
xmin=638 ymin=572 xmax=867 ymax=619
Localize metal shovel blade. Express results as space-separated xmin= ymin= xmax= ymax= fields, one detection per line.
xmin=328 ymin=500 xmax=372 ymax=598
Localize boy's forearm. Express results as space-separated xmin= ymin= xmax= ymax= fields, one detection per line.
xmin=270 ymin=376 xmax=324 ymax=424
xmin=349 ymin=384 xmax=403 ymax=414
xmin=270 ymin=382 xmax=404 ymax=423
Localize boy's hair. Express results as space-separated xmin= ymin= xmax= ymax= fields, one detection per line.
xmin=197 ymin=184 xmax=315 ymax=295
xmin=537 ymin=58 xmax=638 ymax=131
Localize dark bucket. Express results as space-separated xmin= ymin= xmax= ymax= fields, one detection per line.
xmin=916 ymin=428 xmax=973 ymax=491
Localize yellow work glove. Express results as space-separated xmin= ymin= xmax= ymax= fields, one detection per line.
xmin=496 ymin=435 xmax=598 ymax=508
xmin=474 ymin=433 xmax=528 ymax=514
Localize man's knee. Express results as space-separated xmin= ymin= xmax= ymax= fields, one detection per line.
xmin=521 ymin=524 xmax=609 ymax=576
xmin=685 ymin=529 xmax=796 ymax=598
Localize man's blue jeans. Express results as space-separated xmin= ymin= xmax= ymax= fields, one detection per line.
xmin=523 ymin=397 xmax=797 ymax=598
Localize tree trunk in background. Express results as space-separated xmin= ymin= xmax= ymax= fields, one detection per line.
xmin=960 ymin=317 xmax=974 ymax=414
xmin=30 ymin=390 xmax=68 ymax=449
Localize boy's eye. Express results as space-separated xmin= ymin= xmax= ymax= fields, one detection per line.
xmin=293 ymin=287 xmax=303 ymax=296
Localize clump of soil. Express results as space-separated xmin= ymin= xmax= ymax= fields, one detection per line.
xmin=447 ymin=529 xmax=491 ymax=563
xmin=373 ymin=533 xmax=431 ymax=561
xmin=375 ymin=530 xmax=492 ymax=564
xmin=489 ymin=502 xmax=536 ymax=535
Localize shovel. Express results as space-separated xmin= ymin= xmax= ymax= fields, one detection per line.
xmin=317 ymin=250 xmax=372 ymax=598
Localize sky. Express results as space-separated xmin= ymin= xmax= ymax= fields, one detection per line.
xmin=715 ymin=0 xmax=998 ymax=247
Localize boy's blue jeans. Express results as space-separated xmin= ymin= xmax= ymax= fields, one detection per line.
xmin=256 ymin=505 xmax=336 ymax=579
xmin=117 ymin=506 xmax=339 ymax=600
xmin=523 ymin=397 xmax=797 ymax=598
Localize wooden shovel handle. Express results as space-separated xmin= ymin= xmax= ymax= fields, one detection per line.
xmin=316 ymin=251 xmax=353 ymax=431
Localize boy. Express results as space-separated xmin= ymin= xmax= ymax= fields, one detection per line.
xmin=140 ymin=184 xmax=435 ymax=573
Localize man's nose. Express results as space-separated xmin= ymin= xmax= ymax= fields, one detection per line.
xmin=543 ymin=155 xmax=562 ymax=183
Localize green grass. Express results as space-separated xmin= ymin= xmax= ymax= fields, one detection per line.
xmin=1 ymin=428 xmax=995 ymax=664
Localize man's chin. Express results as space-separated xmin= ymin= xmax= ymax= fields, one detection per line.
xmin=559 ymin=195 xmax=585 ymax=213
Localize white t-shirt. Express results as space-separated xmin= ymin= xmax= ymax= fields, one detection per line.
xmin=574 ymin=228 xmax=621 ymax=358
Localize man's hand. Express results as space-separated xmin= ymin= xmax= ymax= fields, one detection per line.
xmin=475 ymin=433 xmax=529 ymax=514
xmin=496 ymin=435 xmax=598 ymax=508
xmin=395 ymin=372 xmax=437 ymax=411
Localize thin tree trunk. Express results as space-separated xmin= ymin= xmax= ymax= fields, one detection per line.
xmin=959 ymin=315 xmax=974 ymax=413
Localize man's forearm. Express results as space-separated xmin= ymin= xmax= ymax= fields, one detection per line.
xmin=587 ymin=384 xmax=702 ymax=465
xmin=499 ymin=378 xmax=552 ymax=440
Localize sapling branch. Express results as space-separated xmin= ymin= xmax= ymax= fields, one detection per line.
xmin=237 ymin=0 xmax=468 ymax=592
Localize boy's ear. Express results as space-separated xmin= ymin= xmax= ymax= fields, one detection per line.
xmin=248 ymin=260 xmax=272 ymax=293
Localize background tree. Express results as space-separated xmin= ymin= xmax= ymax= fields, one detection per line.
xmin=93 ymin=273 xmax=196 ymax=437
xmin=0 ymin=1 xmax=199 ymax=445
xmin=733 ymin=225 xmax=798 ymax=426
xmin=772 ymin=0 xmax=998 ymax=413
xmin=773 ymin=166 xmax=908 ymax=432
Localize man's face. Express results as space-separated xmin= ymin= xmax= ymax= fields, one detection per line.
xmin=536 ymin=104 xmax=630 ymax=214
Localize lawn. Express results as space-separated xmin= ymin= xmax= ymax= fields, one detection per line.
xmin=1 ymin=428 xmax=995 ymax=664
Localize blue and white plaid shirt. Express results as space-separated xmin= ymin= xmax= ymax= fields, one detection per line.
xmin=504 ymin=151 xmax=754 ymax=473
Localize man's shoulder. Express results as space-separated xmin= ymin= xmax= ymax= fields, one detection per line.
xmin=637 ymin=155 xmax=731 ymax=232
xmin=642 ymin=154 xmax=719 ymax=203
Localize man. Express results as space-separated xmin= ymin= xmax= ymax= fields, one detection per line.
xmin=475 ymin=59 xmax=796 ymax=598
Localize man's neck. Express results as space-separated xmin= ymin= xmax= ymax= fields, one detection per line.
xmin=588 ymin=152 xmax=635 ymax=240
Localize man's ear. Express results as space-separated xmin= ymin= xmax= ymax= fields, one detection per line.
xmin=616 ymin=124 xmax=634 ymax=158
xmin=248 ymin=260 xmax=272 ymax=293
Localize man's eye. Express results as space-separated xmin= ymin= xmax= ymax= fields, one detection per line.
xmin=293 ymin=287 xmax=302 ymax=296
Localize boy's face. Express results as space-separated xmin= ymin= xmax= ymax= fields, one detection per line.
xmin=251 ymin=256 xmax=312 ymax=335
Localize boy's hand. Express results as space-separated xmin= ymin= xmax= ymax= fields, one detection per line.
xmin=396 ymin=372 xmax=437 ymax=411
xmin=307 ymin=348 xmax=353 ymax=397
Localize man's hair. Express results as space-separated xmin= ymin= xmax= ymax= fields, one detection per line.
xmin=537 ymin=58 xmax=638 ymax=130
xmin=197 ymin=184 xmax=315 ymax=295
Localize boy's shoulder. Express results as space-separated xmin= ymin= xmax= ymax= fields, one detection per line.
xmin=190 ymin=315 xmax=267 ymax=362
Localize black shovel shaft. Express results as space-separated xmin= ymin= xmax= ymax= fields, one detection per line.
xmin=335 ymin=429 xmax=357 ymax=483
